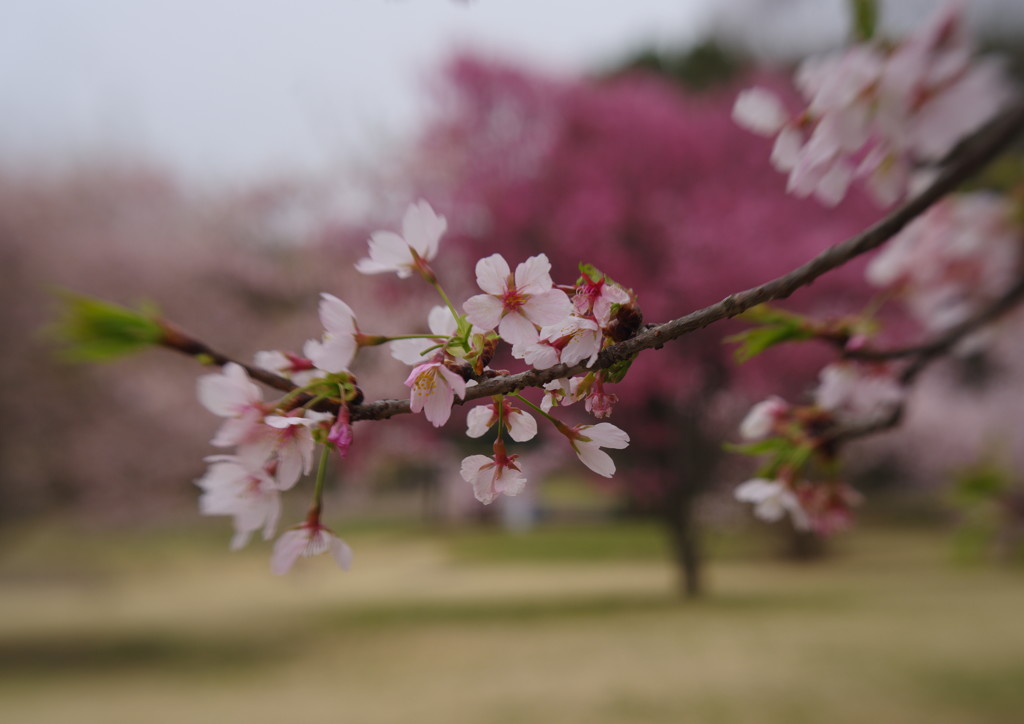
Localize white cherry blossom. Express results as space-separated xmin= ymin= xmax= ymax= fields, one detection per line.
xmin=739 ymin=396 xmax=790 ymax=440
xmin=463 ymin=253 xmax=572 ymax=347
xmin=735 ymin=478 xmax=810 ymax=530
xmin=271 ymin=520 xmax=353 ymax=575
xmin=460 ymin=451 xmax=527 ymax=505
xmin=562 ymin=422 xmax=630 ymax=478
xmin=196 ymin=455 xmax=281 ymax=550
xmin=465 ymin=399 xmax=537 ymax=442
xmin=261 ymin=411 xmax=334 ymax=489
xmin=355 ymin=199 xmax=446 ymax=278
xmin=303 ymin=293 xmax=359 ymax=374
xmin=197 ymin=363 xmax=266 ymax=449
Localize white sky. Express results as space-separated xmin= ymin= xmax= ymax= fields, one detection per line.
xmin=0 ymin=1 xmax=717 ymax=183
xmin=1 ymin=0 xmax=1019 ymax=184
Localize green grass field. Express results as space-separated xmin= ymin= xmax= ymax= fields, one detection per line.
xmin=1 ymin=521 xmax=1023 ymax=724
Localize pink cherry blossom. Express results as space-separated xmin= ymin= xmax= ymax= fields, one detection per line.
xmin=303 ymin=293 xmax=359 ymax=374
xmin=463 ymin=253 xmax=572 ymax=346
xmin=327 ymin=407 xmax=353 ymax=458
xmin=460 ymin=448 xmax=527 ymax=504
xmin=561 ymin=422 xmax=630 ymax=478
xmin=405 ymin=360 xmax=467 ymax=427
xmin=196 ymin=455 xmax=281 ymax=550
xmin=583 ymin=379 xmax=618 ymax=419
xmin=734 ymin=478 xmax=810 ymax=530
xmin=271 ymin=520 xmax=353 ymax=575
xmin=355 ymin=199 xmax=446 ymax=278
xmin=465 ymin=399 xmax=537 ymax=442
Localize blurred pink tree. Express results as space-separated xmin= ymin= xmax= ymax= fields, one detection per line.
xmin=407 ymin=55 xmax=888 ymax=593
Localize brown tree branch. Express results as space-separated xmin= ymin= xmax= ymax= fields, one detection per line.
xmin=816 ymin=273 xmax=1024 ymax=447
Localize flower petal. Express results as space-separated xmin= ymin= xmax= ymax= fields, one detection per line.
xmin=475 ymin=254 xmax=511 ymax=295
xmin=402 ymin=200 xmax=446 ymax=260
xmin=270 ymin=529 xmax=308 ymax=575
xmin=463 ymin=293 xmax=505 ymax=331
xmin=514 ymin=253 xmax=554 ymax=295
xmin=521 ymin=289 xmax=572 ymax=327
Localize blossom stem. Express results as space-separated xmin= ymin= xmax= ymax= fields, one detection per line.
xmin=495 ymin=394 xmax=506 ymax=440
xmin=512 ymin=392 xmax=571 ymax=435
xmin=430 ymin=280 xmax=463 ymax=329
xmin=311 ymin=443 xmax=331 ymax=511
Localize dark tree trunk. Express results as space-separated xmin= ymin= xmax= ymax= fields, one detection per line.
xmin=656 ymin=353 xmax=731 ymax=598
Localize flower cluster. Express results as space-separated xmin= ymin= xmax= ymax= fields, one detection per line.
xmin=193 ymin=200 xmax=636 ymax=570
xmin=733 ymin=1 xmax=1011 ymax=207
xmin=730 ymin=360 xmax=897 ymax=534
xmin=867 ymin=192 xmax=1024 ymax=335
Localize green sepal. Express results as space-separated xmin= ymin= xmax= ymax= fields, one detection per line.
xmin=50 ymin=291 xmax=164 ymax=362
xmin=724 ymin=437 xmax=814 ymax=479
xmin=603 ymin=355 xmax=636 ymax=384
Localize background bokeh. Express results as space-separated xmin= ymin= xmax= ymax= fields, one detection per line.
xmin=3 ymin=2 xmax=1024 ymax=722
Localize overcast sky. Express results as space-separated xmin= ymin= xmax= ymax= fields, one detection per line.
xmin=1 ymin=0 xmax=1018 ymax=184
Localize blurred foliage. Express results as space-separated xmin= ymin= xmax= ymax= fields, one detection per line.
xmin=949 ymin=458 xmax=1024 ymax=565
xmin=605 ymin=40 xmax=746 ymax=91
xmin=726 ymin=305 xmax=819 ymax=363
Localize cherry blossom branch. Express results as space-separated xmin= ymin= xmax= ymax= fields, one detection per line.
xmin=348 ymin=98 xmax=1024 ymax=422
xmin=844 ymin=276 xmax=1024 ymax=374
xmin=153 ymin=99 xmax=1024 ymax=424
xmin=819 ymin=274 xmax=1024 ymax=446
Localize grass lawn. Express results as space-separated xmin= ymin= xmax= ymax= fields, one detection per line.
xmin=1 ymin=521 xmax=1023 ymax=723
